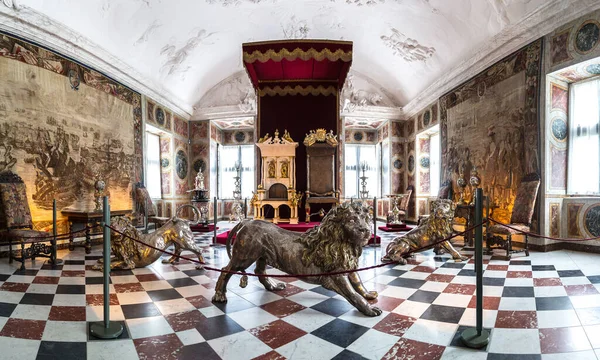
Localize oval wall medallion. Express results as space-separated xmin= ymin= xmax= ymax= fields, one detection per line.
xmin=584 ymin=204 xmax=600 ymax=237
xmin=175 ymin=150 xmax=188 ymax=180
xmin=586 ymin=64 xmax=600 ymax=75
xmin=193 ymin=159 xmax=206 ymax=173
xmin=423 ymin=110 xmax=431 ymax=127
xmin=353 ymin=131 xmax=364 ymax=142
xmin=155 ymin=107 xmax=166 ymax=126
xmin=551 ymin=118 xmax=567 ymax=142
xmin=68 ymin=69 xmax=80 ymax=90
xmin=420 ymin=156 xmax=430 ymax=169
xmin=160 ymin=158 xmax=170 ymax=168
xmin=234 ymin=131 xmax=246 ymax=143
xmin=575 ymin=21 xmax=600 ymax=53
xmin=393 ymin=159 xmax=403 ymax=170
xmin=408 ymin=154 xmax=415 ymax=173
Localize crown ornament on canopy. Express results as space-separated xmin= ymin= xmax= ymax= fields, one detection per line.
xmin=303 ymin=128 xmax=338 ymax=147
xmin=258 ymin=129 xmax=294 ymax=144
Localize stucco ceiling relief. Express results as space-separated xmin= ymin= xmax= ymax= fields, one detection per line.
xmin=160 ymin=29 xmax=216 ymax=79
xmin=381 ymin=28 xmax=435 ymax=62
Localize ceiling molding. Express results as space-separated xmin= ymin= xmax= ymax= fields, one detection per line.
xmin=402 ymin=0 xmax=600 ymax=118
xmin=0 ymin=5 xmax=193 ymax=118
xmin=341 ymin=105 xmax=403 ymax=120
xmin=192 ymin=105 xmax=256 ymax=121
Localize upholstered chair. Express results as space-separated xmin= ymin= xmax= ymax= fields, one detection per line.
xmin=135 ymin=184 xmax=169 ymax=230
xmin=0 ymin=171 xmax=57 ymax=270
xmin=396 ymin=186 xmax=413 ymax=223
xmin=486 ymin=173 xmax=541 ymax=260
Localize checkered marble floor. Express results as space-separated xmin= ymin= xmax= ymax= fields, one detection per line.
xmin=1 ymin=222 xmax=600 ymax=360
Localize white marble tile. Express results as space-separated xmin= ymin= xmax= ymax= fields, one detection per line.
xmin=433 ymin=293 xmax=471 ymax=307
xmin=339 ymin=309 xmax=390 ymax=328
xmin=458 ymin=309 xmax=498 ymax=328
xmin=504 ymin=278 xmax=534 ymax=287
xmin=488 ymin=329 xmax=541 ymax=354
xmin=441 ymin=346 xmax=488 ymax=360
xmin=483 ymin=271 xmax=506 ymax=278
xmin=176 ymin=328 xmax=205 ymax=346
xmin=140 ymin=280 xmax=173 ymax=291
xmin=0 ymin=337 xmax=41 ymax=360
xmin=85 ymin=284 xmax=116 ymax=294
xmin=507 ymin=265 xmax=532 ymax=271
xmin=391 ymin=300 xmax=431 ymax=318
xmin=159 ymin=271 xmax=188 ymax=280
xmin=86 ymin=305 xmax=125 ymax=322
xmin=36 ymin=270 xmax=62 ymax=277
xmin=58 ymin=276 xmax=86 ymax=285
xmin=286 ymin=291 xmax=329 ymax=308
xmin=109 ymin=275 xmax=139 ymax=284
xmin=0 ymin=290 xmax=24 ymax=304
xmin=277 ymin=334 xmax=343 ymax=360
xmin=584 ymin=324 xmax=600 ymax=348
xmin=393 ymin=264 xmax=416 ymax=271
xmin=87 ymin=340 xmax=138 ymax=360
xmin=571 ymin=295 xmax=600 ymax=309
xmin=155 ymin=298 xmax=196 ymax=315
xmin=26 ymin=284 xmax=58 ymax=294
xmin=191 ymin=275 xmax=213 ymax=285
xmin=282 ymin=308 xmax=335 ymax=333
xmin=419 ymin=281 xmax=449 ymax=293
xmin=450 ymin=276 xmax=477 ymax=285
xmin=534 ymin=286 xmax=568 ymax=297
xmin=207 ymin=331 xmax=269 ymax=359
xmin=372 ymin=274 xmax=399 ymax=284
xmin=561 ymin=277 xmax=591 ymax=286
xmin=541 ymin=350 xmax=598 ymax=360
xmin=347 ymin=329 xmax=399 ymax=360
xmin=482 ymin=286 xmax=504 ymax=297
xmin=498 ymin=297 xmax=536 ymax=311
xmin=402 ymin=318 xmax=458 ymax=346
xmin=42 ymin=320 xmax=87 ymax=341
xmin=240 ymin=290 xmax=282 ymax=306
xmin=52 ymin=294 xmax=86 ymax=306
xmin=576 ymin=308 xmax=600 ymax=326
xmin=400 ymin=271 xmax=431 ymax=280
xmin=380 ymin=286 xmax=417 ymax=299
xmin=11 ymin=304 xmax=51 ymax=320
xmin=0 ymin=316 xmax=7 ymax=332
xmin=532 ymin=271 xmax=560 ymax=278
xmin=227 ymin=307 xmax=278 ymax=329
xmin=290 ymin=280 xmax=319 ymax=290
xmin=175 ymin=285 xmax=212 ymax=298
xmin=199 ymin=305 xmax=224 ymax=318
xmin=116 ymin=292 xmax=152 ymax=305
xmin=62 ymin=265 xmax=85 ymax=271
xmin=131 ymin=268 xmax=158 ymax=275
xmin=126 ymin=316 xmax=174 ymax=339
xmin=537 ymin=309 xmax=581 ymax=328
xmin=6 ymin=275 xmax=35 ymax=283
xmin=432 ymin=268 xmax=461 ymax=275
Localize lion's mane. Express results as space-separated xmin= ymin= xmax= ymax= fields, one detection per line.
xmin=296 ymin=204 xmax=365 ymax=272
xmin=111 ymin=217 xmax=143 ymax=263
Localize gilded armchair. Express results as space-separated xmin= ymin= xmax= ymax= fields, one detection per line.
xmin=0 ymin=171 xmax=57 ymax=270
xmin=486 ymin=173 xmax=540 ymax=260
xmin=304 ymin=143 xmax=339 ymax=223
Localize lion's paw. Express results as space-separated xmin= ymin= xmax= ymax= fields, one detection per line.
xmin=212 ymin=291 xmax=228 ymax=303
xmin=274 ymin=282 xmax=286 ymax=291
xmin=454 ymin=255 xmax=468 ymax=263
xmin=364 ymin=306 xmax=383 ymax=317
xmin=364 ymin=291 xmax=378 ymax=300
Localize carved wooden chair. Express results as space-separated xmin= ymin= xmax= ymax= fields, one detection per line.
xmin=417 ymin=180 xmax=453 ymax=225
xmin=135 ymin=184 xmax=169 ymax=231
xmin=393 ymin=186 xmax=413 ymax=224
xmin=0 ymin=171 xmax=57 ymax=270
xmin=486 ymin=173 xmax=540 ymax=260
xmin=305 ymin=143 xmax=339 ymax=222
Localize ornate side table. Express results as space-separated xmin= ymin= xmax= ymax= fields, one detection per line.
xmin=455 ymin=204 xmax=475 ymax=250
xmin=62 ymin=209 xmax=132 ymax=253
xmin=386 ymin=194 xmax=408 ymax=225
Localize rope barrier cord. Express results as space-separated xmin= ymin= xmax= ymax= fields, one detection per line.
xmin=489 ymin=219 xmax=600 ymax=242
xmin=14 ymin=225 xmax=99 ymax=240
xmin=105 ymin=223 xmax=483 ymax=278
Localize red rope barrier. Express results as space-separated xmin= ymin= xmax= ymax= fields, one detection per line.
xmin=104 ymin=223 xmax=482 ymax=278
xmin=489 ymin=219 xmax=600 ymax=242
xmin=13 ymin=226 xmax=98 ymax=240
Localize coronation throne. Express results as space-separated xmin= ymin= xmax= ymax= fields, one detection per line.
xmin=303 ymin=129 xmax=339 ymax=223
xmin=252 ymin=130 xmax=302 ymax=224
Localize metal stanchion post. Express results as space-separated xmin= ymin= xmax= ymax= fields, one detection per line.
xmin=461 ymin=188 xmax=489 ymax=348
xmin=211 ymin=197 xmax=222 ymax=247
xmin=50 ymin=199 xmax=63 ymax=266
xmin=370 ymin=197 xmax=380 ymax=248
xmin=90 ymin=196 xmax=123 ymax=339
xmin=244 ymin=198 xmax=248 ymax=219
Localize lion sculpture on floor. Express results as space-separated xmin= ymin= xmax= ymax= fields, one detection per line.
xmin=212 ymin=202 xmax=383 ymax=317
xmin=93 ymin=206 xmax=206 ymax=270
xmin=382 ymin=199 xmax=467 ymax=265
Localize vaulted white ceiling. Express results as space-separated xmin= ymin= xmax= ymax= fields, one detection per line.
xmin=0 ymin=0 xmax=592 ymax=117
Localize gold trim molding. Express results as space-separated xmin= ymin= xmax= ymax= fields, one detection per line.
xmin=244 ymin=48 xmax=352 ymax=63
xmin=258 ymin=85 xmax=337 ymax=97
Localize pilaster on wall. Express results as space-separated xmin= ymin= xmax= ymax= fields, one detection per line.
xmin=188 ymin=120 xmax=211 ymax=219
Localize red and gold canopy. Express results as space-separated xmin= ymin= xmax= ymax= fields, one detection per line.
xmin=242 ymin=40 xmax=353 ymax=96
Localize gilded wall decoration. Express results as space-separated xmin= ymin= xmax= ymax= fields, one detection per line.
xmin=549 ymin=10 xmax=600 ymax=72
xmin=159 ymin=137 xmax=172 ymax=195
xmin=550 ymin=202 xmax=560 ymax=238
xmin=551 ymin=30 xmax=572 ymax=65
xmin=575 ymin=21 xmax=600 ymax=54
xmin=175 ymin=149 xmax=188 ymax=180
xmin=440 ymin=39 xmax=542 ymax=223
xmin=0 ymin=33 xmax=142 ymax=224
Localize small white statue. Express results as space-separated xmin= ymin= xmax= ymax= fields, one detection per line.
xmin=194 ymin=171 xmax=205 ymax=191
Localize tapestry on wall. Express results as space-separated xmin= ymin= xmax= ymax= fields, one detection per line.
xmin=0 ymin=33 xmax=142 ymax=226
xmin=439 ymin=39 xmax=542 ymax=223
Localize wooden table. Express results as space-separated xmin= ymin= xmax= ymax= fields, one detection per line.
xmin=61 ymin=209 xmax=132 ymax=253
xmin=455 ymin=204 xmax=475 ymax=250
